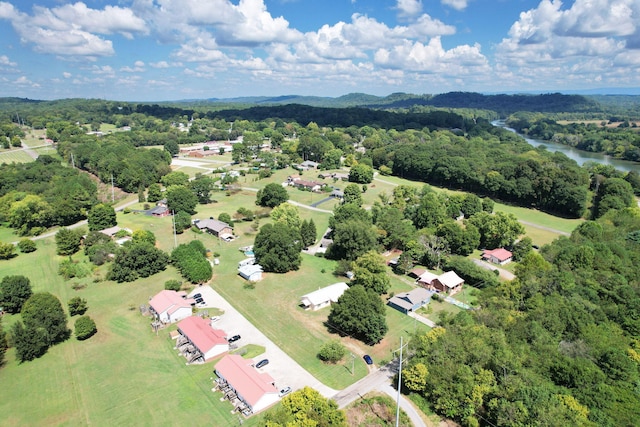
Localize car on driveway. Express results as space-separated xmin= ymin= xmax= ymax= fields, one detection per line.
xmin=192 ymin=293 xmax=202 ymax=299
xmin=255 ymin=359 xmax=269 ymax=368
xmin=363 ymin=354 xmax=373 ymax=365
xmin=227 ymin=334 xmax=241 ymax=343
xmin=279 ymin=386 xmax=292 ymax=397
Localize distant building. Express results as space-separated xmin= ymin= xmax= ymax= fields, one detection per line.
xmin=482 ymin=248 xmax=513 ymax=265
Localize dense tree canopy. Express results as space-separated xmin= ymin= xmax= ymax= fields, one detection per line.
xmin=171 ymin=240 xmax=212 ymax=284
xmin=254 ymin=222 xmax=302 ymax=273
xmin=87 ymin=203 xmax=116 ymax=232
xmin=327 ymin=284 xmax=387 ymax=344
xmin=107 ymin=242 xmax=169 ymax=282
xmin=165 ymin=185 xmax=198 ymax=215
xmin=256 ymin=183 xmax=289 ymax=208
xmin=263 ymin=386 xmax=346 ymax=426
xmin=21 ymin=292 xmax=69 ymax=346
xmin=0 ymin=275 xmax=32 ymax=314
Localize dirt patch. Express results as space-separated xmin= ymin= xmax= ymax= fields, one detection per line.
xmin=346 ymin=392 xmax=411 ymax=426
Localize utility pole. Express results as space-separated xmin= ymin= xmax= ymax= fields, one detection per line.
xmin=350 ymin=353 xmax=355 ymax=376
xmin=394 ymin=336 xmax=410 ymax=427
xmin=172 ymin=210 xmax=178 ymax=249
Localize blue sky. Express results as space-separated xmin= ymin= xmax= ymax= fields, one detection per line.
xmin=0 ymin=0 xmax=639 ymax=101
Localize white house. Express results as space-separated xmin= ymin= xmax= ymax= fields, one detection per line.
xmin=238 ymin=264 xmax=263 ymax=282
xmin=215 ymin=354 xmax=279 ymax=414
xmin=177 ymin=316 xmax=229 ymax=361
xmin=149 ymin=290 xmax=195 ymax=323
xmin=300 ymin=282 xmax=349 ymax=311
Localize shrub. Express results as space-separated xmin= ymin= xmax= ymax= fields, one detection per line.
xmin=17 ymin=238 xmax=36 ymax=253
xmin=74 ymin=316 xmax=97 ymax=340
xmin=164 ymin=279 xmax=182 ymax=291
xmin=59 ymin=259 xmax=93 ymax=279
xmin=68 ymin=297 xmax=88 ymax=316
xmin=317 ymin=340 xmax=347 ymax=363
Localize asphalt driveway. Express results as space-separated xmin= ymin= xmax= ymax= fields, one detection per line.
xmin=189 ymin=285 xmax=337 ymax=398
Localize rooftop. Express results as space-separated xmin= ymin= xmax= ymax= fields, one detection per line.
xmin=177 ymin=316 xmax=227 ymax=354
xmin=215 ymin=354 xmax=278 ymax=407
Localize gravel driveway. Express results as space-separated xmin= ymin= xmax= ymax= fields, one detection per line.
xmin=189 ymin=285 xmax=338 ymax=398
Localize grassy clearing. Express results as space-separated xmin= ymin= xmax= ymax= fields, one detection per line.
xmin=417 ymin=300 xmax=462 ymax=323
xmin=493 ymin=202 xmax=582 ymax=234
xmin=0 ymin=149 xmax=33 ymax=164
xmin=0 ymin=241 xmax=255 ymax=426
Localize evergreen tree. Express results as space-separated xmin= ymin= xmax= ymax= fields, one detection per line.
xmin=300 ymin=219 xmax=317 ymax=248
xmin=12 ymin=321 xmax=48 ymax=362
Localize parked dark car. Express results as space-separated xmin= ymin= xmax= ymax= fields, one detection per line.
xmin=227 ymin=335 xmax=241 ymax=343
xmin=363 ymin=355 xmax=373 ymax=365
xmin=255 ymin=359 xmax=269 ymax=368
xmin=192 ymin=293 xmax=202 ymax=299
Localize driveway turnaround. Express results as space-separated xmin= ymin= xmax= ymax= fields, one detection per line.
xmin=190 ymin=285 xmax=338 ymax=398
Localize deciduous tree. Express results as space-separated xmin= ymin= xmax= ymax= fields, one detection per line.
xmin=327 ymin=285 xmax=387 ymax=344
xmin=74 ymin=316 xmax=97 ymax=340
xmin=270 ymin=202 xmax=301 ymax=229
xmin=21 ymin=292 xmax=69 ymax=345
xmin=165 ymin=185 xmax=198 ymax=215
xmin=55 ymin=227 xmax=83 ymax=256
xmin=87 ymin=203 xmax=117 ymax=232
xmin=348 ymin=163 xmax=374 ymax=184
xmin=0 ymin=275 xmax=32 ymax=313
xmin=256 ymin=183 xmax=289 ymax=208
xmin=254 ymin=222 xmax=302 ymax=273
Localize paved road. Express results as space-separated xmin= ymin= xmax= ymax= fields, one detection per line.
xmin=471 ymin=258 xmax=515 ymax=281
xmin=191 ymin=285 xmax=338 ymax=398
xmin=333 ymin=361 xmax=426 ymax=427
xmin=408 ymin=311 xmax=436 ymax=328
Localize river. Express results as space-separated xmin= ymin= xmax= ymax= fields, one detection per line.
xmin=492 ymin=120 xmax=640 ymax=174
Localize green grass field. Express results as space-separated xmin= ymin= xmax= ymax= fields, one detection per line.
xmin=0 ymin=241 xmax=258 ymax=426
xmin=0 ymin=149 xmax=34 ymax=164
xmin=0 ymin=161 xmax=587 ymax=425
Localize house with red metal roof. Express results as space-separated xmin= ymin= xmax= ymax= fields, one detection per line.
xmin=148 ymin=290 xmax=194 ymax=323
xmin=176 ymin=316 xmax=228 ymax=362
xmin=482 ymin=248 xmax=513 ymax=265
xmin=214 ymin=354 xmax=279 ymax=414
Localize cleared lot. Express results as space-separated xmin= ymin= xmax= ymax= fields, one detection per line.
xmin=189 ymin=285 xmax=338 ymax=398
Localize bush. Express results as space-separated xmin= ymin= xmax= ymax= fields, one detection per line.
xmin=74 ymin=316 xmax=97 ymax=340
xmin=68 ymin=297 xmax=88 ymax=316
xmin=59 ymin=259 xmax=93 ymax=279
xmin=317 ymin=339 xmax=347 ymax=363
xmin=164 ymin=279 xmax=182 ymax=291
xmin=17 ymin=238 xmax=36 ymax=253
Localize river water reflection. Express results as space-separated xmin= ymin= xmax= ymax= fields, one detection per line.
xmin=492 ymin=120 xmax=640 ymax=174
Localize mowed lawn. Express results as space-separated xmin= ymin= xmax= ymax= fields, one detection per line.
xmin=0 ymin=240 xmax=259 ymax=426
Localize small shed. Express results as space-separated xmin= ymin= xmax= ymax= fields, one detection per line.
xmin=239 ymin=264 xmax=263 ymax=282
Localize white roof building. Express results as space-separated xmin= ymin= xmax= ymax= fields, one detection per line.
xmin=300 ymin=282 xmax=349 ymax=311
